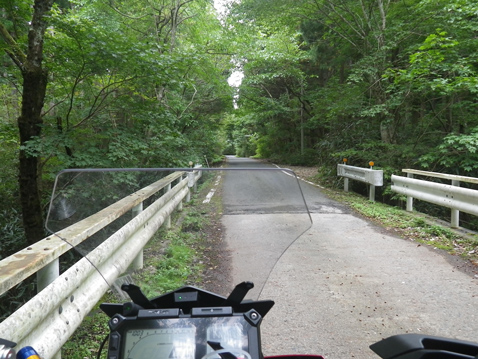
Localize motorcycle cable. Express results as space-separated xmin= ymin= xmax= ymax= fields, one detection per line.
xmin=96 ymin=334 xmax=109 ymax=359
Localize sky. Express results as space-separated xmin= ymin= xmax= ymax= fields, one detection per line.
xmin=214 ymin=0 xmax=244 ymax=88
xmin=213 ymin=0 xmax=230 ymax=18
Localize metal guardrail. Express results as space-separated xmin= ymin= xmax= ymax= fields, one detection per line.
xmin=391 ymin=169 xmax=478 ymax=228
xmin=0 ymin=169 xmax=202 ymax=359
xmin=337 ymin=164 xmax=383 ymax=201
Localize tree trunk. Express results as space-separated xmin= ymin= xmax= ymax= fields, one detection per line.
xmin=18 ymin=68 xmax=49 ymax=244
xmin=19 ymin=0 xmax=54 ymax=244
xmin=0 ymin=0 xmax=54 ymax=244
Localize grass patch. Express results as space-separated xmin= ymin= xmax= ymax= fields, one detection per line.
xmin=134 ymin=226 xmax=204 ymax=298
xmin=325 ymin=188 xmax=478 ymax=264
xmin=62 ymin=293 xmax=115 ymax=359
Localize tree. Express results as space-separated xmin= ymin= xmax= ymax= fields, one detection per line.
xmin=0 ymin=0 xmax=234 ymax=248
xmin=0 ymin=0 xmax=54 ymax=243
xmin=40 ymin=0 xmax=232 ymax=168
xmin=222 ymin=0 xmax=478 ymax=182
xmin=224 ymin=0 xmax=315 ymax=163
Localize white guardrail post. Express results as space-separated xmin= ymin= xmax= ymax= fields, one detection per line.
xmin=186 ymin=165 xmax=202 ymax=202
xmin=130 ymin=202 xmax=144 ymax=270
xmin=406 ymin=172 xmax=414 ymax=212
xmin=392 ymin=170 xmax=478 ymax=228
xmin=187 ymin=172 xmax=194 ymax=202
xmin=451 ymin=180 xmax=460 ymax=228
xmin=36 ymin=259 xmax=59 ymax=293
xmin=165 ymin=182 xmax=173 ymax=228
xmin=337 ymin=162 xmax=383 ymax=202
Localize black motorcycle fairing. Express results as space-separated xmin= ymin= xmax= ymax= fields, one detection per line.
xmin=370 ymin=334 xmax=478 ymax=359
xmin=100 ymin=283 xmax=275 ymax=319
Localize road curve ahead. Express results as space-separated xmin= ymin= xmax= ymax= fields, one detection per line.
xmin=221 ymin=157 xmax=478 ymax=359
xmin=220 ymin=156 xmax=312 ymax=299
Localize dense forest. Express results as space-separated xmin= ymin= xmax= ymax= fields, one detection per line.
xmin=1 ymin=0 xmax=478 ymax=255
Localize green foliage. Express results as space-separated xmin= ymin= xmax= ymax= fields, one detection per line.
xmin=222 ymin=2 xmax=311 ymax=161
xmin=0 ymin=209 xmax=26 ymax=260
xmin=419 ymin=128 xmax=478 ymax=174
xmin=2 ymin=0 xmax=478 ymax=257
xmin=1 ymin=0 xmax=234 ymax=186
xmin=0 ymin=277 xmax=36 ymax=322
xmin=136 ymin=221 xmax=204 ymax=298
xmin=0 ymin=0 xmax=31 ymax=43
xmin=0 ymin=85 xmax=24 ymax=257
xmin=0 ymin=0 xmax=235 ymax=306
xmin=0 ymin=124 xmax=19 ymax=200
xmin=223 ymin=0 xmax=478 ymax=195
xmin=62 ymin=305 xmax=110 ymax=359
xmin=390 ymin=29 xmax=478 ymax=95
xmin=182 ymin=209 xmax=204 ymax=232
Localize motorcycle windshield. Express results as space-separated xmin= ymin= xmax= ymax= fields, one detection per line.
xmin=45 ymin=166 xmax=312 ymax=301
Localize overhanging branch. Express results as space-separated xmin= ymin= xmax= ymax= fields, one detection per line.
xmin=0 ymin=22 xmax=27 ymax=69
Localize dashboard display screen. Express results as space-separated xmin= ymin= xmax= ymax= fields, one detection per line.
xmin=122 ymin=316 xmax=250 ymax=359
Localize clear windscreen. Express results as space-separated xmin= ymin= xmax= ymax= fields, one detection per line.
xmin=45 ymin=167 xmax=312 ymax=301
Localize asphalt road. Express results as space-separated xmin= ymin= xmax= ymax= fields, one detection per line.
xmin=220 ymin=156 xmax=313 ymax=299
xmin=220 ymin=157 xmax=478 ymax=359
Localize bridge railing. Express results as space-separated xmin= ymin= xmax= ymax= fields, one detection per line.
xmin=391 ymin=169 xmax=478 ymax=228
xmin=337 ymin=163 xmax=383 ymax=202
xmin=0 ymin=168 xmax=202 ymax=359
